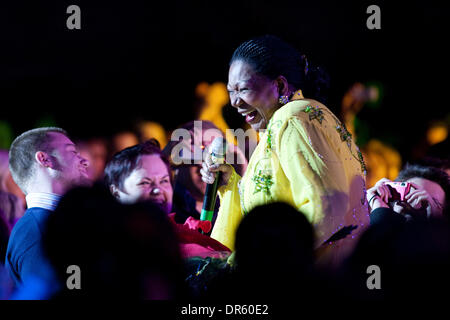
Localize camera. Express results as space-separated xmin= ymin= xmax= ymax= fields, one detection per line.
xmin=384 ymin=181 xmax=412 ymax=201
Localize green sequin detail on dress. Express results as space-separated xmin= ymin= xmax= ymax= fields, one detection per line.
xmin=335 ymin=123 xmax=352 ymax=149
xmin=252 ymin=170 xmax=274 ymax=195
xmin=334 ymin=120 xmax=367 ymax=175
xmin=266 ymin=119 xmax=282 ymax=155
xmin=266 ymin=128 xmax=273 ymax=152
xmin=303 ymin=105 xmax=324 ymax=124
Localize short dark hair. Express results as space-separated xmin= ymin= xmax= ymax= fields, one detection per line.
xmin=104 ymin=139 xmax=172 ymax=192
xmin=396 ymin=164 xmax=450 ymax=216
xmin=9 ymin=127 xmax=68 ymax=193
xmin=230 ymin=35 xmax=330 ymax=103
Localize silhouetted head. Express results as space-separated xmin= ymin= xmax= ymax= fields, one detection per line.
xmin=235 ymin=202 xmax=315 ymax=276
xmin=43 ymin=184 xmax=186 ymax=299
xmin=346 ymin=214 xmax=450 ymax=303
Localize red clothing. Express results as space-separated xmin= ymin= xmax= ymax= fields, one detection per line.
xmin=167 ymin=213 xmax=231 ymax=258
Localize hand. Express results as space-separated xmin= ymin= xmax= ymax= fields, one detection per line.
xmin=199 ymin=149 xmax=233 ymax=187
xmin=404 ymin=183 xmax=432 ymax=217
xmin=367 ymin=178 xmax=392 ymax=210
xmin=184 ymin=216 xmax=212 ymax=233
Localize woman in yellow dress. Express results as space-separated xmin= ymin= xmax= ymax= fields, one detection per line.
xmin=200 ymin=35 xmax=369 ymax=265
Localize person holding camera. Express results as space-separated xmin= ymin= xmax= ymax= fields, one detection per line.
xmin=367 ymin=164 xmax=449 ymax=225
xmin=345 ymin=164 xmax=450 ymax=303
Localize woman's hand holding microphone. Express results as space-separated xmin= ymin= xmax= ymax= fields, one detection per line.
xmin=200 ymin=149 xmax=233 ymax=188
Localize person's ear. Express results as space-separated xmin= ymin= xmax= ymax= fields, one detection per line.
xmin=110 ymin=185 xmax=120 ymax=200
xmin=35 ymin=151 xmax=53 ymax=168
xmin=275 ymin=76 xmax=290 ymax=96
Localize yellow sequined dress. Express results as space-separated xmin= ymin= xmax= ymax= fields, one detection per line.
xmin=211 ymin=91 xmax=370 ymax=264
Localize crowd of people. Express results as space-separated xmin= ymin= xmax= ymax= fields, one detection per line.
xmin=1 ymin=35 xmax=449 ymax=303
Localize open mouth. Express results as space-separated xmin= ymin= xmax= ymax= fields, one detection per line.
xmin=240 ymin=110 xmax=259 ymax=123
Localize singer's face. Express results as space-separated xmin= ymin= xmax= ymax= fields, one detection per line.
xmin=115 ymin=155 xmax=173 ymax=213
xmin=228 ymin=60 xmax=280 ymax=130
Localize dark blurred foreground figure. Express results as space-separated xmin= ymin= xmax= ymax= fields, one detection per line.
xmin=341 ymin=213 xmax=450 ymax=304
xmin=206 ymin=202 xmax=331 ymax=301
xmin=338 ymin=164 xmax=450 ymax=303
xmin=42 ymin=184 xmax=188 ymax=299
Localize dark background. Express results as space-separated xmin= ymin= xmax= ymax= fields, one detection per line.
xmin=0 ymin=0 xmax=448 ymax=161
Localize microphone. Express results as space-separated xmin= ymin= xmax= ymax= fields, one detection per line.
xmin=200 ymin=137 xmax=227 ymax=228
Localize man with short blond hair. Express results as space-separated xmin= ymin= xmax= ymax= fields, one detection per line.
xmin=6 ymin=127 xmax=91 ymax=295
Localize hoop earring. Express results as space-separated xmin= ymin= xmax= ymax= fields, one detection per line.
xmin=278 ymin=94 xmax=290 ymax=105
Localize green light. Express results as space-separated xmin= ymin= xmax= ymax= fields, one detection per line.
xmin=364 ymin=81 xmax=384 ymax=109
xmin=0 ymin=120 xmax=13 ymax=149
